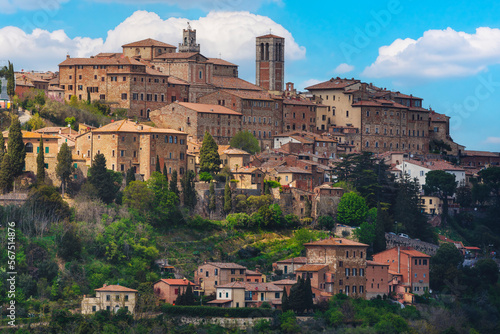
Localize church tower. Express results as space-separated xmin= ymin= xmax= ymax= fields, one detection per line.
xmin=179 ymin=22 xmax=200 ymax=53
xmin=256 ymin=34 xmax=285 ymax=92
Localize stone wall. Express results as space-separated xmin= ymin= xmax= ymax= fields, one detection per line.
xmin=385 ymin=233 xmax=439 ymax=256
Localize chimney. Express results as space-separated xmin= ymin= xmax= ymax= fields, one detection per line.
xmin=103 ymin=284 xmax=107 ymax=287
xmin=66 ymin=55 xmax=70 ymax=59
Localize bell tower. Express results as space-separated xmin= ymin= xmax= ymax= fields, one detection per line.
xmin=179 ymin=22 xmax=200 ymax=53
xmin=256 ymin=33 xmax=285 ymax=92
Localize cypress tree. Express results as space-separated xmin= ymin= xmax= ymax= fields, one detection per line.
xmin=156 ymin=155 xmax=161 ymax=173
xmin=36 ymin=137 xmax=45 ymax=185
xmin=304 ymin=276 xmax=314 ymax=313
xmin=7 ymin=61 xmax=14 ymax=100
xmin=7 ymin=115 xmax=26 ymax=177
xmin=209 ymin=180 xmax=216 ymax=212
xmin=281 ymin=287 xmax=289 ymax=312
xmin=181 ymin=170 xmax=197 ymax=210
xmin=224 ymin=177 xmax=232 ymax=213
xmin=125 ymin=168 xmax=135 ymax=186
xmin=169 ymin=169 xmax=179 ymax=196
xmin=163 ymin=163 xmax=168 ymax=182
xmin=0 ymin=132 xmax=5 ymax=162
xmin=88 ymin=153 xmax=115 ymax=204
xmin=0 ymin=153 xmax=14 ymax=193
xmin=183 ymin=283 xmax=195 ymax=306
xmin=199 ymin=131 xmax=221 ymax=175
xmin=56 ymin=142 xmax=74 ymax=197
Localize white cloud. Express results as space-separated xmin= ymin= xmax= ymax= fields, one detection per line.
xmin=0 ymin=10 xmax=305 ymax=72
xmin=297 ymin=78 xmax=321 ymax=91
xmin=93 ymin=0 xmax=282 ymax=11
xmin=0 ymin=0 xmax=68 ymax=14
xmin=484 ymin=137 xmax=500 ymax=144
xmin=334 ymin=63 xmax=354 ymax=74
xmin=362 ymin=27 xmax=500 ymax=80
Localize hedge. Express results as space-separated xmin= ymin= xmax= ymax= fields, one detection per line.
xmin=161 ymin=305 xmax=280 ymax=318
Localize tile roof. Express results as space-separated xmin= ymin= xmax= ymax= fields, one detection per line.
xmin=351 ymin=99 xmax=408 ymax=109
xmin=177 ymin=102 xmax=242 ymax=115
xmin=304 ymin=238 xmax=369 ymax=247
xmin=155 ymin=52 xmax=202 ymax=60
xmin=95 ymin=52 xmax=123 ymax=58
xmin=306 ymin=78 xmax=360 ymax=90
xmin=95 ymin=284 xmax=138 ymax=292
xmin=294 ymin=264 xmax=328 ymax=272
xmin=211 ymin=76 xmax=263 ymax=91
xmin=245 ymin=270 xmax=263 ymax=276
xmin=275 ymin=257 xmax=308 ymax=264
xmin=85 ymin=120 xmax=185 ymax=135
xmin=245 ymin=282 xmax=282 ymax=292
xmin=275 ymin=166 xmax=312 ymax=174
xmin=404 ymin=159 xmax=465 ymax=172
xmin=272 ymin=279 xmax=297 ymax=285
xmin=217 ymin=281 xmax=246 ymax=289
xmin=283 ymin=98 xmax=316 ymax=106
xmin=222 ymin=148 xmax=251 ymax=155
xmin=257 ymin=34 xmax=284 ymax=39
xmin=464 ymin=150 xmax=500 ymax=157
xmin=392 ymin=92 xmax=422 ymax=100
xmin=400 ymin=248 xmax=431 ymax=258
xmin=2 ymin=130 xmax=58 ymax=140
xmin=122 ymin=38 xmax=176 ymax=48
xmin=207 ymin=58 xmax=237 ymax=66
xmin=168 ymin=76 xmax=189 ymax=85
xmin=158 ymin=279 xmax=195 ymax=286
xmin=207 ymin=262 xmax=247 ymax=269
xmin=220 ymin=89 xmax=274 ymax=101
xmin=59 ymin=56 xmax=143 ymax=67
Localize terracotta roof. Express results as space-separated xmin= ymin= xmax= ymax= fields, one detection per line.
xmin=217 ymin=281 xmax=246 ymax=289
xmin=389 ymin=270 xmax=402 ymax=276
xmin=2 ymin=130 xmax=58 ymax=140
xmin=34 ymin=127 xmax=68 ymax=134
xmin=304 ymin=238 xmax=369 ymax=247
xmin=275 ymin=166 xmax=312 ymax=174
xmin=168 ymin=76 xmax=189 ymax=85
xmin=95 ymin=52 xmax=123 ymax=58
xmin=232 ymin=167 xmax=263 ymax=174
xmin=245 ymin=282 xmax=281 ymax=292
xmin=211 ymin=76 xmax=263 ymax=91
xmin=59 ymin=56 xmax=143 ymax=67
xmin=155 ymin=52 xmax=202 ymax=60
xmin=352 ymin=99 xmax=408 ymax=109
xmin=392 ymin=92 xmax=422 ymax=100
xmin=404 ymin=159 xmax=465 ymax=172
xmin=306 ymin=78 xmax=360 ymax=90
xmin=283 ymin=98 xmax=316 ymax=106
xmin=222 ymin=148 xmax=251 ymax=155
xmin=272 ymin=279 xmax=297 ymax=285
xmin=177 ymin=102 xmax=242 ymax=116
xmin=122 ymin=38 xmax=176 ymax=48
xmin=157 ymin=279 xmax=195 ymax=286
xmin=245 ymin=269 xmax=262 ymax=276
xmin=464 ymin=150 xmax=500 ymax=157
xmin=220 ymin=89 xmax=273 ymax=101
xmin=257 ymin=34 xmax=284 ymax=39
xmin=85 ymin=120 xmax=185 ymax=135
xmin=207 ymin=299 xmax=233 ymax=304
xmin=207 ymin=262 xmax=247 ymax=269
xmin=95 ymin=284 xmax=138 ymax=292
xmin=207 ymin=58 xmax=237 ymax=66
xmin=400 ymin=248 xmax=431 ymax=258
xmin=294 ymin=264 xmax=328 ymax=272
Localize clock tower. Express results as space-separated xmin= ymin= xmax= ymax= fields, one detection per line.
xmin=179 ymin=22 xmax=200 ymax=53
xmin=256 ymin=33 xmax=285 ymax=92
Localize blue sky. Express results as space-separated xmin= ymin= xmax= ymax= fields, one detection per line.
xmin=1 ymin=0 xmax=500 ymax=151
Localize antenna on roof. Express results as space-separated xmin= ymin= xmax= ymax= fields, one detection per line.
xmin=269 ymin=28 xmax=272 ymax=34
xmin=187 ymin=21 xmax=191 ymax=30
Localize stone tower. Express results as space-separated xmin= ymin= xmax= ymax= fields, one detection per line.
xmin=256 ymin=34 xmax=285 ymax=92
xmin=179 ymin=22 xmax=200 ymax=53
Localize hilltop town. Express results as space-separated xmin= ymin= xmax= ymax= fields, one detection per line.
xmin=0 ymin=25 xmax=499 ymax=333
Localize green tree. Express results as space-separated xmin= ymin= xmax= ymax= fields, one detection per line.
xmin=224 ymin=178 xmax=232 ymax=213
xmin=156 ymin=155 xmax=161 ymax=173
xmin=59 ymin=222 xmax=82 ymax=261
xmin=7 ymin=61 xmax=15 ymax=100
xmin=175 ymin=283 xmax=196 ymax=306
xmin=304 ymin=276 xmax=313 ymax=312
xmin=88 ymin=153 xmax=118 ymax=204
xmin=0 ymin=153 xmax=14 ymax=193
xmin=148 ymin=171 xmax=182 ymax=227
xmin=478 ymin=166 xmax=500 ymax=198
xmin=36 ymin=137 xmax=45 ymax=184
xmin=55 ymin=142 xmax=74 ymax=197
xmin=0 ymin=132 xmax=5 ymax=159
xmin=125 ymin=168 xmax=136 ymax=186
xmin=304 ymin=197 xmax=312 ymax=218
xmin=65 ymin=116 xmax=76 ymax=128
xmin=430 ymin=243 xmax=463 ymax=291
xmin=27 ymin=113 xmax=46 ymax=130
xmin=456 ymin=185 xmax=472 ymax=208
xmin=162 ymin=163 xmax=168 ymax=182
xmin=373 ymin=204 xmax=388 ymax=253
xmin=209 ymin=180 xmax=216 ymax=213
xmin=229 ymin=130 xmax=261 ymax=155
xmin=354 ymin=221 xmax=376 ymax=246
xmin=281 ymin=287 xmax=289 ymax=312
xmin=123 ymin=181 xmax=154 ymax=213
xmin=424 ymin=170 xmax=457 ymax=224
xmin=199 ymin=171 xmax=213 ymax=183
xmin=336 ymin=192 xmax=368 ymax=226
xmin=7 ymin=115 xmax=26 ymax=177
xmin=199 ymin=131 xmax=221 ymax=175
xmin=181 ymin=170 xmax=197 ymax=210
xmin=169 ymin=169 xmax=179 ymax=196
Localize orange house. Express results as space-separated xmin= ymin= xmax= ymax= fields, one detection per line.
xmin=153 ymin=279 xmax=196 ymax=305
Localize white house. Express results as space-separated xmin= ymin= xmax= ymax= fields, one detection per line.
xmin=395 ymin=159 xmax=466 ymax=189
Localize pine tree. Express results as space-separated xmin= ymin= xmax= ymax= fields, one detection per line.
xmin=199 ymin=131 xmax=221 ymax=175
xmin=169 ymin=169 xmax=179 ymax=196
xmin=88 ymin=153 xmax=116 ymax=204
xmin=209 ymin=180 xmax=216 ymax=212
xmin=56 ymin=143 xmax=74 ymax=197
xmin=224 ymin=177 xmax=232 ymax=213
xmin=36 ymin=137 xmax=45 ymax=185
xmin=183 ymin=283 xmax=195 ymax=306
xmin=304 ymin=276 xmax=314 ymax=313
xmin=7 ymin=115 xmax=26 ymax=177
xmin=0 ymin=153 xmax=14 ymax=193
xmin=156 ymin=155 xmax=161 ymax=173
xmin=163 ymin=163 xmax=168 ymax=182
xmin=373 ymin=203 xmax=387 ymax=254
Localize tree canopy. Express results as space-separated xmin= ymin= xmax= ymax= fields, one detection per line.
xmin=199 ymin=131 xmax=221 ymax=175
xmin=336 ymin=192 xmax=368 ymax=226
xmin=88 ymin=153 xmax=118 ymax=204
xmin=229 ymin=130 xmax=261 ymax=155
xmin=7 ymin=115 xmax=26 ymax=177
xmin=424 ymin=170 xmax=457 ymax=223
xmin=56 ymin=142 xmax=74 ymax=195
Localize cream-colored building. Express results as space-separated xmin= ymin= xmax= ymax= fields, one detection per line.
xmin=81 ymin=284 xmax=138 ymax=314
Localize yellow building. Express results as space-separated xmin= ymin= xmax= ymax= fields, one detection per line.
xmin=81 ymin=284 xmax=138 ymax=314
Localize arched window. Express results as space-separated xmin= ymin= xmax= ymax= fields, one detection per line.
xmin=169 ymin=136 xmax=173 ymax=143
xmin=25 ymin=143 xmax=33 ymax=153
xmin=135 ymin=48 xmax=140 ymax=55
xmin=260 ymin=43 xmax=265 ymax=60
xmin=265 ymin=43 xmax=269 ymax=60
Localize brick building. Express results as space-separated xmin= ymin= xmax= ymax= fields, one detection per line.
xmin=365 ymin=260 xmax=390 ymax=299
xmin=282 ymin=98 xmax=317 ymax=133
xmin=372 ymin=247 xmax=430 ymax=295
xmin=153 ymin=279 xmax=197 ymax=305
xmin=256 ymin=34 xmax=285 ymax=92
xmin=74 ymin=120 xmax=187 ymax=180
xmin=194 ymin=262 xmax=247 ymax=295
xmin=304 ymin=238 xmax=368 ymax=298
xmin=150 ymin=102 xmax=242 ymax=145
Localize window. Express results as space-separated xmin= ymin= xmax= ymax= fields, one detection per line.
xmin=346 ymin=251 xmax=349 ymax=258
xmin=352 ymin=286 xmax=357 ymax=294
xmin=45 ymin=147 xmax=49 ymax=154
xmin=345 ymin=268 xmax=350 ymax=276
xmin=116 ymin=295 xmax=120 ymax=301
xmin=120 ymin=150 xmax=125 ymax=157
xmin=339 ymin=261 xmax=343 ymax=267
xmin=106 ymin=295 xmax=110 ymax=301
xmin=92 ymin=306 xmax=96 ymax=312
xmin=206 ymin=271 xmax=209 ymax=277
xmin=121 ymin=93 xmax=127 ymax=100
xmin=359 ymin=268 xmax=364 ymax=276
xmin=423 ymin=259 xmax=427 ymax=265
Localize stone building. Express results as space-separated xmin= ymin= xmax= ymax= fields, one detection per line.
xmin=81 ymin=284 xmax=137 ymax=314
xmin=365 ymin=260 xmax=390 ymax=299
xmin=153 ymin=279 xmax=197 ymax=305
xmin=150 ymin=101 xmax=242 ymax=145
xmin=194 ymin=262 xmax=248 ymax=295
xmin=304 ymin=238 xmax=368 ymax=298
xmin=74 ymin=120 xmax=188 ymax=180
xmin=256 ymin=34 xmax=285 ymax=92
xmin=282 ymin=98 xmax=317 ymax=133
